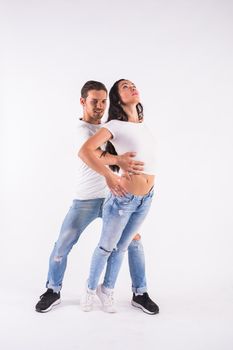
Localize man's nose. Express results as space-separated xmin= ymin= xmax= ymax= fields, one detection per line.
xmin=97 ymin=101 xmax=103 ymax=109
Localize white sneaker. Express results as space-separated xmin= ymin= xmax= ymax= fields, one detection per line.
xmin=81 ymin=286 xmax=96 ymax=312
xmin=96 ymin=284 xmax=117 ymax=313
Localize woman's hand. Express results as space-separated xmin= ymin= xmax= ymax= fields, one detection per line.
xmin=104 ymin=172 xmax=128 ymax=196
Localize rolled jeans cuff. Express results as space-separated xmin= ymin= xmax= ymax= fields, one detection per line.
xmin=46 ymin=282 xmax=61 ymax=293
xmin=132 ymin=286 xmax=147 ymax=294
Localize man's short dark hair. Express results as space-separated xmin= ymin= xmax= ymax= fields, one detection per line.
xmin=81 ymin=80 xmax=108 ymax=99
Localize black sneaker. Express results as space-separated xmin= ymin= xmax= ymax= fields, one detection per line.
xmin=131 ymin=292 xmax=159 ymax=315
xmin=35 ymin=289 xmax=61 ymax=313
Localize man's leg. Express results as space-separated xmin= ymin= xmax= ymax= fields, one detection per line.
xmin=127 ymin=235 xmax=159 ymax=314
xmin=101 ymin=194 xmax=159 ymax=314
xmin=85 ymin=194 xmax=150 ymax=313
xmin=35 ymin=198 xmax=104 ymax=312
xmin=102 ymin=215 xmax=151 ymax=292
xmin=127 ymin=234 xmax=147 ymax=294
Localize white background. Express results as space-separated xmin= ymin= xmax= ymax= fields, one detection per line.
xmin=1 ymin=0 xmax=233 ymax=349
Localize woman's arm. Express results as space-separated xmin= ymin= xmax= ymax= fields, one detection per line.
xmin=78 ymin=128 xmax=128 ymax=196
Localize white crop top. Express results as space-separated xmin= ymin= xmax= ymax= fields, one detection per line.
xmin=102 ymin=119 xmax=156 ymax=175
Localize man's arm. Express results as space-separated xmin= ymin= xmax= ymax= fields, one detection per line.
xmin=93 ymin=149 xmax=144 ymax=174
xmin=79 ymin=128 xmax=129 ymax=196
xmin=77 ymin=127 xmax=144 ymax=173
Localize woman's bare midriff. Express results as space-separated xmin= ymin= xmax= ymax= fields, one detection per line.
xmin=121 ymin=173 xmax=155 ymax=196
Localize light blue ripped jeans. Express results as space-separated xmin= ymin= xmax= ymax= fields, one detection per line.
xmin=46 ymin=197 xmax=148 ymax=294
xmin=88 ymin=188 xmax=154 ymax=291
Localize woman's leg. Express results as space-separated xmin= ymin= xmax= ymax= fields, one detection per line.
xmin=87 ymin=195 xmax=133 ymax=291
xmin=102 ymin=193 xmax=153 ymax=290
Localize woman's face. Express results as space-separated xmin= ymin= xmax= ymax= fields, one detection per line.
xmin=118 ymin=80 xmax=140 ymax=105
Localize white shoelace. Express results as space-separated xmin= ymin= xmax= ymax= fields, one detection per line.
xmin=105 ymin=292 xmax=114 ymax=306
xmin=85 ymin=292 xmax=94 ymax=305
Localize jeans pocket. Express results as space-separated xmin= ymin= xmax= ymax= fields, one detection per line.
xmin=114 ymin=194 xmax=134 ymax=206
xmin=104 ymin=193 xmax=114 ymax=206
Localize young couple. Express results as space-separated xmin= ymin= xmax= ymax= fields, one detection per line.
xmin=35 ymin=79 xmax=159 ymax=315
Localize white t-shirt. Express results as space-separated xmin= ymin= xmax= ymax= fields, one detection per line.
xmin=74 ymin=119 xmax=109 ymax=199
xmin=102 ymin=120 xmax=156 ymax=175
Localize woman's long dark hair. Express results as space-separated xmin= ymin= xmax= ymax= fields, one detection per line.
xmin=102 ymin=79 xmax=144 ymax=172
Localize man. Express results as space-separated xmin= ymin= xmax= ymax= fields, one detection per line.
xmin=35 ymin=80 xmax=159 ymax=315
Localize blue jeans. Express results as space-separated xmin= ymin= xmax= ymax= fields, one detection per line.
xmin=88 ymin=188 xmax=154 ymax=291
xmin=46 ymin=197 xmax=148 ymax=294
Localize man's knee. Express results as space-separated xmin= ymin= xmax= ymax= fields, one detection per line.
xmin=128 ymin=234 xmax=143 ymax=251
xmin=53 ymin=255 xmax=63 ymax=263
xmin=132 ymin=233 xmax=141 ymax=241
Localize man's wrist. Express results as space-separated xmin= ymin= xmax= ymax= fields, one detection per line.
xmin=101 ymin=167 xmax=112 ymax=178
xmin=115 ymin=155 xmax=121 ymax=166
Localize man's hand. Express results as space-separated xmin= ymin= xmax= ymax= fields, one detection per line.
xmin=105 ymin=172 xmax=128 ymax=196
xmin=117 ymin=152 xmax=144 ymax=174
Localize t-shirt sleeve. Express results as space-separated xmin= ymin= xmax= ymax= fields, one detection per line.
xmin=76 ymin=126 xmax=93 ymax=151
xmin=100 ymin=120 xmax=117 ymax=139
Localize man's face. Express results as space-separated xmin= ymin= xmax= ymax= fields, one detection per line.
xmin=80 ymin=89 xmax=107 ymax=124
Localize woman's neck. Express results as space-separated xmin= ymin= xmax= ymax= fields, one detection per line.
xmin=123 ymin=104 xmax=139 ymax=122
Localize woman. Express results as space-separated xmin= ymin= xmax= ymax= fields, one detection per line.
xmin=78 ymin=79 xmax=157 ymax=313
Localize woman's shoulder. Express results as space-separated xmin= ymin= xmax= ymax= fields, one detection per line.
xmin=105 ymin=119 xmax=146 ymax=129
xmin=104 ymin=119 xmax=124 ymax=125
xmin=104 ymin=119 xmax=127 ymax=129
xmin=102 ymin=120 xmax=128 ymax=138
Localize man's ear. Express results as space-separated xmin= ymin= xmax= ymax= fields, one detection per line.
xmin=80 ymin=97 xmax=85 ymax=106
